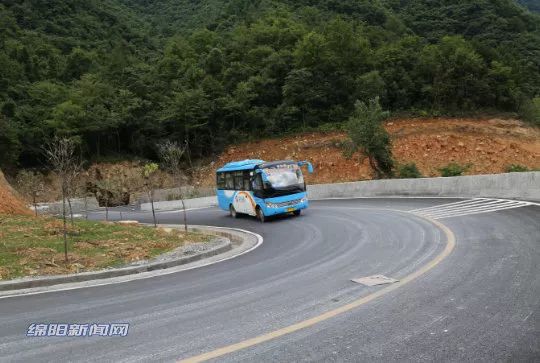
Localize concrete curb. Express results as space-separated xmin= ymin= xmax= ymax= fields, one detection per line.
xmin=0 ymin=225 xmax=241 ymax=292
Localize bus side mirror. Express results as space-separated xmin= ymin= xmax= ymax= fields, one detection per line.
xmin=298 ymin=161 xmax=314 ymax=174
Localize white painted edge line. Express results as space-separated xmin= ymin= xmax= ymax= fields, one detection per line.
xmin=0 ymin=226 xmax=263 ymax=300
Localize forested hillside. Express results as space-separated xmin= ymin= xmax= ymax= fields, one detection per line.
xmin=1 ymin=0 xmax=539 ymax=171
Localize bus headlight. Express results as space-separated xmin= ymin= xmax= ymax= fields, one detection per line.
xmin=300 ymin=197 xmax=307 ymax=204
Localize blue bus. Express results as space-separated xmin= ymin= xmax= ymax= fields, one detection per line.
xmin=216 ymin=159 xmax=314 ymax=222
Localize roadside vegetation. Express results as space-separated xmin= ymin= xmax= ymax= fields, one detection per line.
xmin=438 ymin=163 xmax=471 ymax=177
xmin=397 ymin=163 xmax=423 ymax=179
xmin=0 ymin=215 xmax=208 ymax=280
xmin=346 ymin=98 xmax=394 ymax=179
xmin=505 ymin=164 xmax=539 ymax=172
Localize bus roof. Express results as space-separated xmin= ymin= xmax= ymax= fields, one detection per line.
xmin=217 ymin=159 xmax=265 ymax=172
xmin=217 ymin=159 xmax=298 ymax=172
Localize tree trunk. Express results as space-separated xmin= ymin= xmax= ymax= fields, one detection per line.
xmin=185 ymin=134 xmax=193 ymax=170
xmin=62 ymin=183 xmax=68 ymax=263
xmin=368 ymin=155 xmax=382 ymax=179
xmin=116 ymin=130 xmax=121 ymax=153
xmin=150 ymin=190 xmax=157 ymax=228
xmin=67 ymin=197 xmax=74 ymax=227
xmin=181 ymin=198 xmax=187 ymax=233
xmin=84 ymin=195 xmax=88 ymax=220
xmin=33 ymin=193 xmax=37 ymax=217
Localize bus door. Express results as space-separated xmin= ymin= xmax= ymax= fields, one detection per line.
xmin=233 ymin=171 xmax=256 ymax=215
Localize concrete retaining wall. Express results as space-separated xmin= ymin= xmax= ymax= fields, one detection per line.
xmin=142 ymin=172 xmax=539 ymax=211
xmin=35 ymin=197 xmax=100 ymax=215
xmin=141 ymin=196 xmax=217 ymax=211
xmin=307 ymin=172 xmax=540 ymax=202
xmin=132 ymin=186 xmax=215 ymax=204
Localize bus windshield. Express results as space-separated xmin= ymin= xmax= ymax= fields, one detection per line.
xmin=262 ymin=164 xmax=304 ymax=190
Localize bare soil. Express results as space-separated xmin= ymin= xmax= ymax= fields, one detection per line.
xmin=195 ymin=117 xmax=540 ymax=185
xmin=0 ymin=169 xmax=32 ymax=216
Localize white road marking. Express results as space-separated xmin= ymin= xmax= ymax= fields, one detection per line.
xmin=412 ymin=198 xmax=533 ymax=219
xmin=421 ymin=201 xmax=528 ymax=219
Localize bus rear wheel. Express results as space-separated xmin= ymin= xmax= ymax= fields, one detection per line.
xmin=230 ymin=205 xmax=238 ymax=218
xmin=256 ymin=207 xmax=265 ymax=223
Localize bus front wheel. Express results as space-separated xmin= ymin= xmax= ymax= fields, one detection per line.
xmin=293 ymin=209 xmax=301 ymax=216
xmin=230 ymin=205 xmax=238 ymax=218
xmin=256 ymin=207 xmax=265 ymax=223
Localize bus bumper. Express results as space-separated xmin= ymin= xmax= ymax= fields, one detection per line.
xmin=261 ymin=196 xmax=309 ymax=217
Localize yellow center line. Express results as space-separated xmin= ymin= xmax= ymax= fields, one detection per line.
xmin=179 ymin=214 xmax=456 ymax=363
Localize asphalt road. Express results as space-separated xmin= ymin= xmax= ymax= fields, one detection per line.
xmin=0 ymin=198 xmax=538 ymax=362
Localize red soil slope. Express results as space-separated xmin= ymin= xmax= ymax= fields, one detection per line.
xmin=196 ymin=118 xmax=540 ymax=186
xmin=0 ymin=170 xmax=32 ymax=216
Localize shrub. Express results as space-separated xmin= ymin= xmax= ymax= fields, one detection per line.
xmin=340 ymin=140 xmax=356 ymax=160
xmin=519 ymin=97 xmax=540 ymax=126
xmin=397 ymin=163 xmax=423 ymax=178
xmin=505 ymin=164 xmax=529 ymax=172
xmin=318 ymin=122 xmax=344 ymax=133
xmin=438 ymin=163 xmax=470 ymax=177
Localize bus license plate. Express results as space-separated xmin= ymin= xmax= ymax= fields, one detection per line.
xmin=287 ymin=207 xmax=295 ymax=212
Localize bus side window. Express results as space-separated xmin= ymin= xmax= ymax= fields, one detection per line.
xmin=225 ymin=173 xmax=234 ymax=190
xmin=234 ymin=171 xmax=243 ymax=190
xmin=243 ymin=171 xmax=251 ymax=191
xmin=216 ymin=173 xmax=225 ymax=189
xmin=252 ymin=174 xmax=263 ymax=191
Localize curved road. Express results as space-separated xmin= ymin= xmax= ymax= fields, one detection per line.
xmin=0 ymin=198 xmax=538 ymax=361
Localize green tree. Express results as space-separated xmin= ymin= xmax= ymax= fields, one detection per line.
xmin=346 ymin=98 xmax=394 ymax=179
xmin=419 ymin=36 xmax=486 ymax=110
xmin=519 ymin=97 xmax=540 ymax=126
xmin=0 ymin=116 xmax=21 ymax=169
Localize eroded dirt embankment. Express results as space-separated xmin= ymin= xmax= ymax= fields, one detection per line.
xmin=0 ymin=169 xmax=32 ymax=216
xmin=195 ymin=118 xmax=540 ymax=185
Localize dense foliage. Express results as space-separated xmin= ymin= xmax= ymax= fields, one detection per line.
xmin=1 ymin=0 xmax=539 ymax=170
xmin=346 ymin=98 xmax=393 ymax=178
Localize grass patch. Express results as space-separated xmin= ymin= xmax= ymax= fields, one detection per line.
xmin=438 ymin=163 xmax=471 ymax=177
xmin=505 ymin=164 xmax=529 ymax=172
xmin=396 ymin=163 xmax=423 ymax=178
xmin=0 ymin=215 xmax=209 ymax=280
